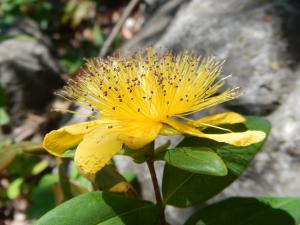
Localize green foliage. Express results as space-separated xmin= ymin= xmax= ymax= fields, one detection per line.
xmin=62 ymin=0 xmax=94 ymax=28
xmin=0 ymin=108 xmax=10 ymax=126
xmin=0 ymin=85 xmax=10 ymax=126
xmin=184 ymin=197 xmax=300 ymax=225
xmin=69 ymin=162 xmax=91 ymax=190
xmin=95 ymin=164 xmax=135 ymax=195
xmin=60 ymin=149 xmax=75 ymax=159
xmin=0 ymin=140 xmax=16 ymax=172
xmin=7 ymin=177 xmax=24 ymax=199
xmin=92 ymin=26 xmax=104 ymax=46
xmin=31 ymin=160 xmax=49 ymax=175
xmin=158 ymin=147 xmax=227 ymax=176
xmin=27 ymin=174 xmax=59 ymax=219
xmin=36 ymin=191 xmax=161 ymax=225
xmin=59 ymin=49 xmax=85 ymax=74
xmin=0 ymin=141 xmax=52 ymax=208
xmin=0 ymin=0 xmax=53 ymax=28
xmin=162 ymin=116 xmax=271 ymax=207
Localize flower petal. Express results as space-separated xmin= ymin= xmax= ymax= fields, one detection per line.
xmin=74 ymin=127 xmax=122 ymax=177
xmin=118 ymin=121 xmax=162 ymax=149
xmin=163 ymin=118 xmax=266 ymax=146
xmin=189 ymin=112 xmax=246 ymax=128
xmin=159 ymin=124 xmax=181 ymax=136
xmin=42 ymin=120 xmax=102 ymax=156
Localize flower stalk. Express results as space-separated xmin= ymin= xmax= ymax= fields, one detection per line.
xmin=58 ymin=158 xmax=73 ymax=200
xmin=146 ymin=143 xmax=166 ymax=225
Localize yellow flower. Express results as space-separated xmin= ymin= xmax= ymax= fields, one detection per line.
xmin=43 ymin=48 xmax=265 ymax=176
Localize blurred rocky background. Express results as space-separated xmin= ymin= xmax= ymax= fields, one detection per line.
xmin=1 ymin=0 xmax=300 ymax=224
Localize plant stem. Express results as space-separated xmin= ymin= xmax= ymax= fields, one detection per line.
xmin=58 ymin=158 xmax=72 ymax=200
xmin=147 ymin=161 xmax=166 ymax=225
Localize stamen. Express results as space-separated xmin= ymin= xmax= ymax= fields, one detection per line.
xmin=198 ymin=122 xmax=233 ymax=133
xmin=57 ymin=49 xmax=240 ymax=123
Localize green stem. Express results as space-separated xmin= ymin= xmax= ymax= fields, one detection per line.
xmin=147 ymin=160 xmax=166 ymax=225
xmin=58 ymin=158 xmax=72 ymax=200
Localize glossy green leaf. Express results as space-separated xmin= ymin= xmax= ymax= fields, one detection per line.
xmin=162 ymin=116 xmax=271 ymax=207
xmin=160 ymin=147 xmax=227 ymax=176
xmin=36 ymin=191 xmax=160 ymax=225
xmin=184 ymin=197 xmax=300 ymax=225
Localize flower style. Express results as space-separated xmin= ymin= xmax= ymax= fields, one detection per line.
xmin=43 ymin=48 xmax=265 ymax=176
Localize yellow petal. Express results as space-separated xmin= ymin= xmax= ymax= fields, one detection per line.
xmin=201 ymin=131 xmax=266 ymax=146
xmin=159 ymin=124 xmax=181 ymax=136
xmin=118 ymin=121 xmax=162 ymax=149
xmin=163 ymin=118 xmax=266 ymax=146
xmin=74 ymin=127 xmax=122 ymax=177
xmin=189 ymin=112 xmax=246 ymax=128
xmin=42 ymin=120 xmax=102 ymax=156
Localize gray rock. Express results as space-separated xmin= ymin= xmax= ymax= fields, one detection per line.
xmin=122 ymin=0 xmax=186 ymax=53
xmin=0 ymin=18 xmax=52 ymax=47
xmin=223 ymin=70 xmax=300 ymax=197
xmin=0 ymin=19 xmax=64 ymax=125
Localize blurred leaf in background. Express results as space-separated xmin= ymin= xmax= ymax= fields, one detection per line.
xmin=0 ymin=86 xmax=10 ymax=126
xmin=0 ymin=0 xmax=53 ymax=28
xmin=0 ymin=0 xmax=128 ymax=74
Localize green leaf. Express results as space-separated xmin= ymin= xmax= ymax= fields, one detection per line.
xmin=0 ymin=107 xmax=10 ymax=126
xmin=69 ymin=162 xmax=91 ymax=190
xmin=20 ymin=142 xmax=46 ymax=155
xmin=184 ymin=197 xmax=300 ymax=225
xmin=95 ymin=164 xmax=137 ymax=197
xmin=31 ymin=160 xmax=49 ymax=175
xmin=162 ymin=116 xmax=271 ymax=207
xmin=7 ymin=177 xmax=24 ymax=199
xmin=160 ymin=147 xmax=227 ymax=176
xmin=36 ymin=191 xmax=161 ymax=225
xmin=92 ymin=26 xmax=104 ymax=46
xmin=27 ymin=174 xmax=59 ymax=219
xmin=122 ymin=172 xmax=136 ymax=183
xmin=61 ymin=149 xmax=75 ymax=159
